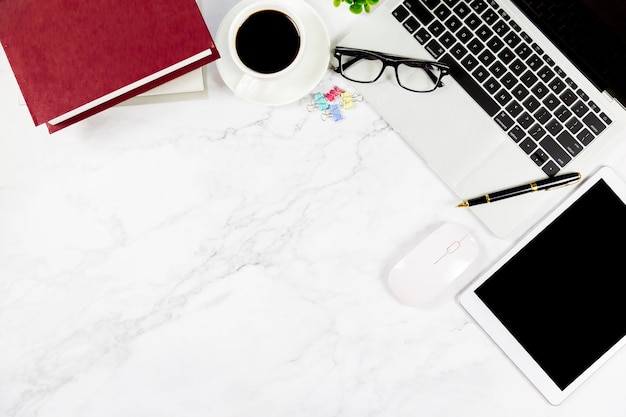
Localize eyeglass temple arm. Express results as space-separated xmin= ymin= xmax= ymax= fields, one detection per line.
xmin=425 ymin=65 xmax=449 ymax=87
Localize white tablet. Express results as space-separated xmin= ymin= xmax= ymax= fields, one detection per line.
xmin=459 ymin=166 xmax=626 ymax=405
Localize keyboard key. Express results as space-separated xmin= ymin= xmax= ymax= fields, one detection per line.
xmin=517 ymin=111 xmax=534 ymax=129
xmin=537 ymin=66 xmax=555 ymax=82
xmin=520 ymin=70 xmax=538 ymax=88
xmin=506 ymin=101 xmax=523 ymax=117
xmin=565 ymin=77 xmax=577 ymax=89
xmin=542 ymin=160 xmax=560 ymax=176
xmin=504 ymin=32 xmax=521 ymax=48
xmin=588 ymin=100 xmax=601 ymax=113
xmin=512 ymin=84 xmax=529 ymax=100
xmin=497 ymin=47 xmax=515 ymax=64
xmin=434 ymin=4 xmax=452 ymax=20
xmin=428 ymin=21 xmax=445 ymax=36
xmin=508 ymin=124 xmax=524 ymax=142
xmin=559 ymin=89 xmax=577 ymax=106
xmin=442 ymin=53 xmax=500 ymax=116
xmin=515 ymin=43 xmax=532 ymax=59
xmin=486 ymin=37 xmax=505 ymax=52
xmin=423 ymin=0 xmax=441 ymax=9
xmin=492 ymin=20 xmax=510 ymax=37
xmin=519 ymin=31 xmax=531 ymax=43
xmin=403 ymin=16 xmax=421 ymax=33
xmin=414 ymin=28 xmax=432 ymax=44
xmin=556 ymin=131 xmax=583 ymax=157
xmin=450 ymin=42 xmax=468 ymax=59
xmin=600 ymin=112 xmax=613 ymax=125
xmin=425 ymin=39 xmax=445 ymax=58
xmin=582 ymin=113 xmax=607 ymax=135
xmin=489 ymin=60 xmax=506 ymax=78
xmin=577 ymin=128 xmax=594 ymax=146
xmin=526 ymin=54 xmax=542 ymax=71
xmin=495 ymin=89 xmax=513 ymax=105
xmin=531 ymin=148 xmax=549 ymax=166
xmin=482 ymin=9 xmax=498 ymax=24
xmin=467 ymin=38 xmax=485 ymax=55
xmin=572 ymin=100 xmax=589 ymax=117
xmin=531 ymin=83 xmax=548 ymax=98
xmin=476 ymin=24 xmax=493 ymax=41
xmin=528 ymin=123 xmax=546 ymax=141
xmin=479 ymin=50 xmax=496 ymax=66
xmin=445 ymin=15 xmax=463 ymax=32
xmin=404 ymin=0 xmax=434 ymax=24
xmin=501 ymin=72 xmax=517 ymax=89
xmin=509 ymin=59 xmax=526 ymax=75
xmin=440 ymin=31 xmax=457 ymax=48
xmin=565 ymin=117 xmax=583 ymax=134
xmin=495 ymin=110 xmax=515 ymax=130
xmin=519 ymin=137 xmax=537 ymax=154
xmin=540 ymin=137 xmax=571 ymax=167
xmin=472 ymin=65 xmax=489 ymax=82
xmin=543 ymin=93 xmax=559 ymax=110
xmin=393 ymin=5 xmax=410 ymax=21
xmin=546 ymin=119 xmax=564 ymax=135
xmin=543 ymin=55 xmax=555 ymax=67
xmin=456 ymin=27 xmax=473 ymax=43
xmin=548 ymin=78 xmax=565 ymax=94
xmin=522 ymin=96 xmax=540 ymax=112
xmin=470 ymin=0 xmax=488 ymax=14
xmin=461 ymin=54 xmax=479 ymax=71
xmin=465 ymin=13 xmax=482 ymax=29
xmin=576 ymin=88 xmax=589 ymax=101
xmin=554 ymin=105 xmax=572 ymax=123
xmin=533 ymin=106 xmax=551 ymax=124
xmin=484 ymin=77 xmax=501 ymax=94
xmin=453 ymin=3 xmax=471 ymax=18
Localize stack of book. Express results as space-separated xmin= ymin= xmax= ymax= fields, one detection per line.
xmin=0 ymin=0 xmax=220 ymax=133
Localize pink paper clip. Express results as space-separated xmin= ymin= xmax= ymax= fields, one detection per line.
xmin=324 ymin=86 xmax=343 ymax=102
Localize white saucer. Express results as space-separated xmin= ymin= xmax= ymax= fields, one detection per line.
xmin=215 ymin=0 xmax=331 ymax=106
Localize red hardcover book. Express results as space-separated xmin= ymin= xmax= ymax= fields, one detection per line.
xmin=0 ymin=0 xmax=219 ymax=133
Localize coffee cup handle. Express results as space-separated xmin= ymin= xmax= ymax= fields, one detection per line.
xmin=235 ymin=73 xmax=257 ymax=98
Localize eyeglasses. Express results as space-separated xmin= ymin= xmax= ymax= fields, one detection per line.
xmin=332 ymin=46 xmax=450 ymax=93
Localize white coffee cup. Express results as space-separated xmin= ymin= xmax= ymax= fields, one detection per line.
xmin=227 ymin=1 xmax=307 ymax=97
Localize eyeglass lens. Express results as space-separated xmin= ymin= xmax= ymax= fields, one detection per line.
xmin=338 ymin=52 xmax=443 ymax=92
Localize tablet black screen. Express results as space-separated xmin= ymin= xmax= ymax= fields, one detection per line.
xmin=475 ymin=179 xmax=626 ymax=390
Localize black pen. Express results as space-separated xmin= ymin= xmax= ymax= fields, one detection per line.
xmin=457 ymin=172 xmax=582 ymax=207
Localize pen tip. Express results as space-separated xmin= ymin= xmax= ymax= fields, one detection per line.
xmin=457 ymin=201 xmax=469 ymax=208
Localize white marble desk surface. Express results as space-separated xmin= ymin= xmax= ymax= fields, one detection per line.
xmin=2 ymin=1 xmax=626 ymax=416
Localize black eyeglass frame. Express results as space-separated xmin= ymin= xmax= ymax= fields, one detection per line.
xmin=332 ymin=46 xmax=451 ymax=93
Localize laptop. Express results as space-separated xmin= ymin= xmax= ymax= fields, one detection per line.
xmin=336 ymin=0 xmax=626 ymax=237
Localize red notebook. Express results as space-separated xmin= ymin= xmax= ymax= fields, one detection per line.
xmin=0 ymin=0 xmax=219 ymax=133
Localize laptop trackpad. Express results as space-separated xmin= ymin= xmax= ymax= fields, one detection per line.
xmin=358 ymin=79 xmax=505 ymax=187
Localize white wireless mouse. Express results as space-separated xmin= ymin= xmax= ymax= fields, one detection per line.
xmin=388 ymin=222 xmax=480 ymax=307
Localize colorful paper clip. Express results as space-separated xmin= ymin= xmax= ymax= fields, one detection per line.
xmin=322 ymin=104 xmax=344 ymax=122
xmin=324 ymin=85 xmax=344 ymax=102
xmin=340 ymin=91 xmax=363 ymax=109
xmin=307 ymin=93 xmax=330 ymax=112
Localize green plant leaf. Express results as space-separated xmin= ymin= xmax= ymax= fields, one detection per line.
xmin=349 ymin=3 xmax=363 ymax=13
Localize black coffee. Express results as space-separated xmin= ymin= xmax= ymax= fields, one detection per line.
xmin=235 ymin=10 xmax=301 ymax=74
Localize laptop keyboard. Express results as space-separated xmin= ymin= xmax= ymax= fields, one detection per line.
xmin=392 ymin=0 xmax=613 ymax=176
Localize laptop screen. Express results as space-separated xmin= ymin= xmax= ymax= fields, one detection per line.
xmin=510 ymin=0 xmax=626 ymax=107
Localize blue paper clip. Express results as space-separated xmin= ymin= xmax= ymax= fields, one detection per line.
xmin=307 ymin=93 xmax=330 ymax=112
xmin=322 ymin=104 xmax=344 ymax=122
